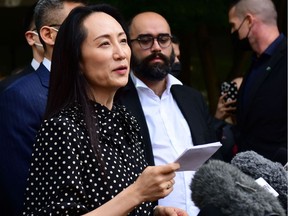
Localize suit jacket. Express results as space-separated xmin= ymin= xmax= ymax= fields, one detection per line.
xmin=0 ymin=64 xmax=35 ymax=92
xmin=235 ymin=36 xmax=287 ymax=165
xmin=0 ymin=63 xmax=49 ymax=216
xmin=115 ymin=77 xmax=221 ymax=166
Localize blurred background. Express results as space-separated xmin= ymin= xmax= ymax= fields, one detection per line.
xmin=0 ymin=0 xmax=286 ymax=114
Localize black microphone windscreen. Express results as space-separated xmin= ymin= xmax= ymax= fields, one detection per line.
xmin=231 ymin=151 xmax=288 ymax=211
xmin=191 ymin=160 xmax=285 ymax=216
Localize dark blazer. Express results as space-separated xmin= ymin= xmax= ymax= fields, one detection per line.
xmin=0 ymin=63 xmax=49 ymax=216
xmin=115 ymin=77 xmax=221 ymax=166
xmin=235 ymin=37 xmax=287 ymax=165
xmin=0 ymin=64 xmax=35 ymax=92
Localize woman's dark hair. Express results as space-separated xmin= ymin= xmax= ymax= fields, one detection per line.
xmin=45 ymin=3 xmax=129 ymax=157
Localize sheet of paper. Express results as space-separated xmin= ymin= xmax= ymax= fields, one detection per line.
xmin=174 ymin=142 xmax=222 ymax=171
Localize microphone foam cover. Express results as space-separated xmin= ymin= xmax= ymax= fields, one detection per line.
xmin=190 ymin=160 xmax=285 ymax=216
xmin=231 ymin=151 xmax=288 ymax=210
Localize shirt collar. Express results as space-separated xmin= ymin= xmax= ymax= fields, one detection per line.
xmin=130 ymin=71 xmax=182 ymax=91
xmin=264 ymin=33 xmax=285 ymax=56
xmin=31 ymin=58 xmax=40 ymax=70
xmin=42 ymin=57 xmax=51 ymax=71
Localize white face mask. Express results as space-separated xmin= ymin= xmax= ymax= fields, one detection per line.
xmin=34 ymin=42 xmax=43 ymax=47
xmin=31 ymin=31 xmax=43 ymax=47
xmin=31 ymin=31 xmax=39 ymax=36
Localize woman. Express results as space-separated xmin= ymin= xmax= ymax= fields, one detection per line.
xmin=22 ymin=4 xmax=187 ymax=216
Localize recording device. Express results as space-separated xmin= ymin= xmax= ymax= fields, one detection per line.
xmin=221 ymin=81 xmax=238 ymax=103
xmin=231 ymin=151 xmax=288 ymax=211
xmin=190 ymin=160 xmax=286 ymax=216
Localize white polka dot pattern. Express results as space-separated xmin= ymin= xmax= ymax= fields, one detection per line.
xmin=22 ymin=102 xmax=152 ymax=215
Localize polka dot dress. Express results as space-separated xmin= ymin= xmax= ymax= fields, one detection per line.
xmin=22 ymin=102 xmax=153 ymax=215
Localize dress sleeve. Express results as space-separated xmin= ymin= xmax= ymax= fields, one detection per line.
xmin=23 ymin=116 xmax=91 ymax=215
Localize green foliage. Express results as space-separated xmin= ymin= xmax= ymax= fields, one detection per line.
xmin=89 ymin=0 xmax=231 ymax=32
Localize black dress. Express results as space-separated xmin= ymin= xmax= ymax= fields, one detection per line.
xmin=23 ymin=102 xmax=152 ymax=215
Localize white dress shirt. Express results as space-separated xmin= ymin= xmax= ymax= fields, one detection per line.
xmin=42 ymin=57 xmax=51 ymax=71
xmin=131 ymin=72 xmax=200 ymax=216
xmin=31 ymin=58 xmax=40 ymax=71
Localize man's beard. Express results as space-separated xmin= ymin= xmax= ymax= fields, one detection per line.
xmin=132 ymin=52 xmax=172 ymax=81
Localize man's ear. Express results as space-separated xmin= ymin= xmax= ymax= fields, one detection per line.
xmin=40 ymin=26 xmax=57 ymax=46
xmin=246 ymin=13 xmax=254 ymax=28
xmin=25 ymin=30 xmax=36 ymax=46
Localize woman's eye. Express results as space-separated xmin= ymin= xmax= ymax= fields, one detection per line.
xmin=121 ymin=39 xmax=127 ymax=44
xmin=100 ymin=41 xmax=110 ymax=46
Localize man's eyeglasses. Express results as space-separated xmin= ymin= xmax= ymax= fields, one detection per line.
xmin=130 ymin=34 xmax=173 ymax=50
xmin=49 ymin=24 xmax=60 ymax=32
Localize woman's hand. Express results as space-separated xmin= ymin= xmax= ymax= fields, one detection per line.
xmin=214 ymin=94 xmax=236 ymax=120
xmin=130 ymin=163 xmax=180 ymax=203
xmin=83 ymin=163 xmax=180 ymax=216
xmin=153 ymin=205 xmax=189 ymax=216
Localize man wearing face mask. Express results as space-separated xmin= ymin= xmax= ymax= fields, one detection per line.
xmin=228 ymin=0 xmax=287 ymax=165
xmin=115 ymin=11 xmax=223 ymax=215
xmin=0 ymin=3 xmax=44 ymax=92
xmin=170 ymin=35 xmax=182 ymax=77
xmin=0 ymin=1 xmax=86 ymax=215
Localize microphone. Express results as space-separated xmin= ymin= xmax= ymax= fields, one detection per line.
xmin=190 ymin=159 xmax=286 ymax=216
xmin=231 ymin=151 xmax=288 ymax=212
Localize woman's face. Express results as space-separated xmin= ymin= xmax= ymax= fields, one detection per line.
xmin=80 ymin=12 xmax=131 ymax=93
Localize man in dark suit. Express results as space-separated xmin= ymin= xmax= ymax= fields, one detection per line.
xmin=0 ymin=1 xmax=86 ymax=215
xmin=228 ymin=0 xmax=287 ymax=165
xmin=0 ymin=2 xmax=44 ymax=92
xmin=115 ymin=12 xmax=221 ymax=216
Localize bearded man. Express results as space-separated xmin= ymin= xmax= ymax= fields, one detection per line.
xmin=115 ymin=11 xmax=223 ymax=216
